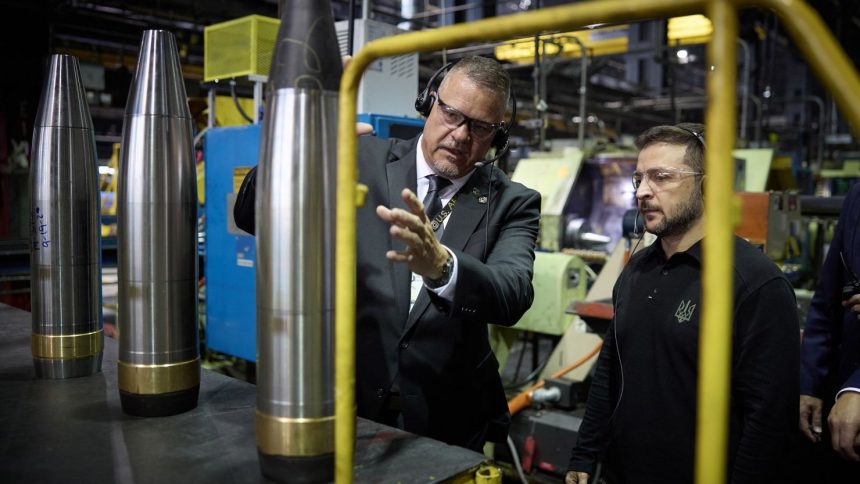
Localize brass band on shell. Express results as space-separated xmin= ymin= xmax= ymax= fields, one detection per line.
xmin=31 ymin=329 xmax=103 ymax=359
xmin=117 ymin=358 xmax=200 ymax=395
xmin=255 ymin=411 xmax=334 ymax=457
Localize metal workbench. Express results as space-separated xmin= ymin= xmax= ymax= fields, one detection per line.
xmin=0 ymin=303 xmax=486 ymax=483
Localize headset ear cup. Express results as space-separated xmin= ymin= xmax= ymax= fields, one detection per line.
xmin=492 ymin=128 xmax=509 ymax=153
xmin=415 ymin=90 xmax=433 ymax=117
xmin=416 ymin=61 xmax=454 ymax=117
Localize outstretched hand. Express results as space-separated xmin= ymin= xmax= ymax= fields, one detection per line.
xmin=376 ymin=188 xmax=448 ymax=280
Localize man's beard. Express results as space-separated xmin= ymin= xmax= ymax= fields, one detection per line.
xmin=431 ymin=140 xmax=471 ymax=178
xmin=643 ymin=190 xmax=704 ymax=238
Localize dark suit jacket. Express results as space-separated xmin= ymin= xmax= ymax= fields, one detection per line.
xmin=234 ymin=135 xmax=541 ymax=449
xmin=355 ymin=135 xmax=539 ymax=447
xmin=801 ymin=183 xmax=860 ymax=398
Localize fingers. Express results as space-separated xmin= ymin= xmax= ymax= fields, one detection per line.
xmin=564 ymin=471 xmax=589 ymax=484
xmin=376 ymin=204 xmax=432 ymax=259
xmin=342 ymin=55 xmax=352 ymax=68
xmin=800 ymin=395 xmax=824 ymax=442
xmin=831 ymin=422 xmax=860 ymax=462
xmin=812 ymin=403 xmax=823 ymax=440
xmin=842 ymin=294 xmax=860 ymax=318
xmin=385 ymin=250 xmax=411 ymax=263
xmin=356 ymin=122 xmax=374 ymax=136
xmin=401 ymin=188 xmax=426 ymax=218
xmin=800 ymin=404 xmax=815 ymax=442
xmin=376 ymin=204 xmax=424 ymax=231
xmin=388 ymin=223 xmax=422 ymax=248
xmin=828 ymin=393 xmax=860 ymax=462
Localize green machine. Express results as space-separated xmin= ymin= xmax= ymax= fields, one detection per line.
xmin=517 ymin=252 xmax=589 ymax=335
xmin=491 ymin=251 xmax=590 ymax=374
xmin=511 ymin=147 xmax=584 ymax=252
xmin=494 ymin=148 xmax=592 ymax=369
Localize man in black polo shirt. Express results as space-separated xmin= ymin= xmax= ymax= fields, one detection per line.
xmin=565 ymin=123 xmax=799 ymax=484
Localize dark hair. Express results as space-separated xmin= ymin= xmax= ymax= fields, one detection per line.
xmin=635 ymin=123 xmax=705 ymax=174
xmin=439 ymin=56 xmax=510 ymax=117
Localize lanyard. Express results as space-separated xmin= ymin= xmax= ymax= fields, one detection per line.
xmin=429 ymin=195 xmax=458 ymax=231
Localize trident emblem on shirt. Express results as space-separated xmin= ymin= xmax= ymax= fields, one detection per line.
xmin=675 ymin=299 xmax=697 ymax=323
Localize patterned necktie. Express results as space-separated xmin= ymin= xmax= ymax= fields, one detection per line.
xmin=423 ymin=175 xmax=452 ymax=238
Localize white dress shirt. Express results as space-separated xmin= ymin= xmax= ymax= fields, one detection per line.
xmin=409 ymin=135 xmax=476 ymax=313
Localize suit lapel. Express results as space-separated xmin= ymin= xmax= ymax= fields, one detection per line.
xmin=385 ymin=139 xmax=419 ymax=324
xmin=404 ymin=165 xmax=491 ymax=334
xmin=440 ymin=167 xmax=490 ymax=252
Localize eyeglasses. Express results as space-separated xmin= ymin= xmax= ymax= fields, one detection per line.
xmin=433 ymin=93 xmax=501 ymax=141
xmin=632 ymin=167 xmax=703 ymax=191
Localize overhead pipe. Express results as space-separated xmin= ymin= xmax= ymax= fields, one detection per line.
xmin=766 ymin=96 xmax=826 ymax=169
xmin=568 ymin=35 xmax=589 ymax=151
xmin=750 ymin=94 xmax=763 ymax=144
xmin=737 ymin=38 xmax=751 ymax=146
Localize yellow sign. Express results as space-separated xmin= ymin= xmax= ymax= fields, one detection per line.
xmin=495 ymin=16 xmax=714 ymax=64
xmin=234 ymin=166 xmax=252 ymax=193
xmin=495 ymin=25 xmax=629 ymax=64
xmin=667 ymin=15 xmax=713 ymax=45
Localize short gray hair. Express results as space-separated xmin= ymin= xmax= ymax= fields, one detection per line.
xmin=439 ymin=56 xmax=510 ymax=115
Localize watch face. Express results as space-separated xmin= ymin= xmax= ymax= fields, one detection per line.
xmin=428 ymin=254 xmax=453 ymax=288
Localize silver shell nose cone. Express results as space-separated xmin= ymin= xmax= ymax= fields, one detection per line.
xmin=126 ymin=30 xmax=191 ymax=118
xmin=35 ymin=54 xmax=93 ymax=130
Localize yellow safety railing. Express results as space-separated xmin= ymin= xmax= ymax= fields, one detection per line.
xmin=336 ymin=1 xmax=860 ymax=483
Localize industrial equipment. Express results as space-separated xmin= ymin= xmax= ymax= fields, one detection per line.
xmin=335 ymin=19 xmax=419 ymax=118
xmin=204 ymin=125 xmax=258 ymax=362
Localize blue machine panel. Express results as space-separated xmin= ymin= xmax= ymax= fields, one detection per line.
xmin=204 ymin=116 xmax=423 ymax=362
xmin=204 ymin=125 xmax=259 ymax=361
xmin=357 ymin=113 xmax=424 ymax=139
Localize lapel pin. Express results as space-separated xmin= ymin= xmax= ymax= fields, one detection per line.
xmin=478 ymin=196 xmax=488 ymax=204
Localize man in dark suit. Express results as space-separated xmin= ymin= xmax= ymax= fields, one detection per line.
xmin=235 ymin=56 xmax=540 ymax=451
xmin=799 ymin=182 xmax=860 ymax=480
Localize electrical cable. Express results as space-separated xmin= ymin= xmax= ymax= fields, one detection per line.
xmin=507 ymin=340 xmax=603 ymax=416
xmin=347 ymin=0 xmax=355 ymax=56
xmin=509 ymin=333 xmax=528 ymax=385
xmin=230 ymin=79 xmax=254 ymax=124
xmin=504 ymin=340 xmax=555 ymax=391
xmin=506 ymin=435 xmax=529 ymax=484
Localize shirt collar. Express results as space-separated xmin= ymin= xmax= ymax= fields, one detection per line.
xmin=415 ymin=134 xmax=475 ymax=195
xmin=644 ymin=237 xmax=704 ymax=264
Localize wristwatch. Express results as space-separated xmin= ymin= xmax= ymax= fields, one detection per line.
xmin=426 ymin=253 xmax=454 ymax=288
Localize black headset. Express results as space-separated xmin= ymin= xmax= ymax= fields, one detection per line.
xmin=414 ymin=61 xmax=517 ymax=160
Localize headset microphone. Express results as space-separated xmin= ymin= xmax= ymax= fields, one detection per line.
xmin=633 ymin=210 xmax=640 ymax=238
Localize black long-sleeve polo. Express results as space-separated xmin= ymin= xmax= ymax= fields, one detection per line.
xmin=568 ymin=236 xmax=799 ymax=483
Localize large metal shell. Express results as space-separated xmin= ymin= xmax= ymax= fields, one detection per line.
xmin=116 ymin=30 xmax=199 ymax=417
xmin=29 ymin=54 xmax=103 ymax=379
xmin=255 ymin=1 xmax=342 ymax=481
